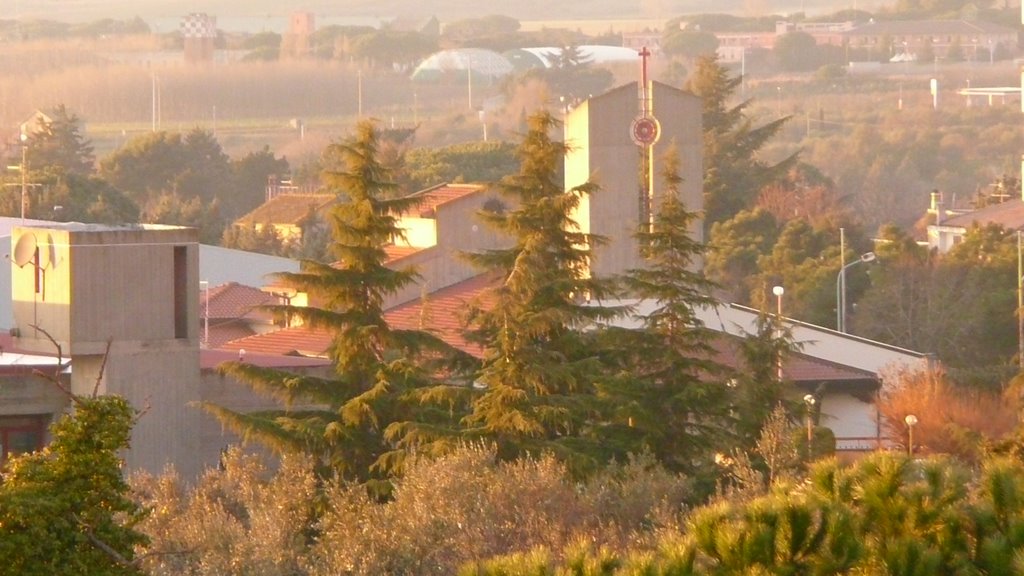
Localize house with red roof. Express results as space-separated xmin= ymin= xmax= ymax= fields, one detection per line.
xmin=232 ymin=192 xmax=335 ymax=245
xmin=199 ymin=281 xmax=290 ymax=348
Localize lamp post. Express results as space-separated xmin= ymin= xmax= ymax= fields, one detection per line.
xmin=835 ymin=251 xmax=876 ymax=333
xmin=804 ymin=393 xmax=816 ymax=459
xmin=905 ymin=414 xmax=918 ymax=457
xmin=19 ymin=131 xmax=26 ymax=222
xmin=772 ymin=285 xmax=784 ymax=379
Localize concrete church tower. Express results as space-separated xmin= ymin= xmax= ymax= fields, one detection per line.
xmin=564 ymin=80 xmax=703 ymax=278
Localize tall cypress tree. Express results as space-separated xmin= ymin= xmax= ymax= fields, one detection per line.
xmin=599 ymin=145 xmax=731 ymax=481
xmin=460 ymin=111 xmax=622 ymax=473
xmin=206 ymin=120 xmax=465 ymax=489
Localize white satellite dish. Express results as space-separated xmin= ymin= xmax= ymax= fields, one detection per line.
xmin=12 ymin=233 xmax=36 ymax=268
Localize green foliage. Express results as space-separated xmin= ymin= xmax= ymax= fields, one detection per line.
xmin=242 ymin=31 xmax=281 ymax=50
xmin=856 ymin=224 xmax=1017 ymax=373
xmin=661 ymin=30 xmax=720 ymax=59
xmin=41 ymin=173 xmax=140 ymax=223
xmin=685 ymin=54 xmax=794 ymax=230
xmin=221 ymin=223 xmax=291 ymax=257
xmin=144 ymin=191 xmax=224 ymax=244
xmin=0 ymin=395 xmax=146 ymax=575
xmin=458 ymin=111 xmax=623 ymax=474
xmin=99 ymin=128 xmax=231 ymax=209
xmin=350 ymin=30 xmax=438 ymax=69
xmin=209 ymin=120 xmax=467 ymax=488
xmin=755 ymin=219 xmax=845 ymax=327
xmin=599 ymin=145 xmax=730 ymax=484
xmin=706 ymin=208 xmax=780 ymax=304
xmin=405 ymin=141 xmax=518 ymax=191
xmin=228 ymin=145 xmax=290 ymax=217
xmin=732 ymin=313 xmax=798 ymax=449
xmin=773 ymin=31 xmax=822 ymax=71
xmin=26 ymin=104 xmax=95 ymax=175
xmin=519 ymin=45 xmax=614 ymax=102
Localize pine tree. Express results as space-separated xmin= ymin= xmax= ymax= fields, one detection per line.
xmin=599 ymin=145 xmax=731 ymax=481
xmin=206 ymin=120 xmax=465 ymax=489
xmin=460 ymin=111 xmax=622 ymax=473
xmin=27 ymin=104 xmax=95 ymax=176
xmin=686 ymin=54 xmax=795 ymax=230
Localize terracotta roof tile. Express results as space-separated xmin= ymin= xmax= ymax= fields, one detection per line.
xmin=384 ymin=244 xmax=425 ymax=263
xmin=200 ymin=348 xmax=331 ymax=370
xmin=384 ymin=273 xmax=497 ymax=356
xmin=220 ymin=326 xmax=332 ymax=357
xmin=235 ymin=194 xmax=335 ymax=226
xmin=204 ymin=322 xmax=257 ymax=349
xmin=709 ymin=335 xmax=876 ymax=383
xmin=213 ymin=274 xmax=876 ymax=388
xmin=940 ymin=198 xmax=1024 ymax=230
xmin=202 ymin=282 xmax=281 ymax=319
xmin=405 ymin=183 xmax=485 ymax=218
xmin=219 ymin=274 xmax=498 ymax=358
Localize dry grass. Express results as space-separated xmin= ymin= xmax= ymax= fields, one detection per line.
xmin=877 ymin=365 xmax=1018 ymax=461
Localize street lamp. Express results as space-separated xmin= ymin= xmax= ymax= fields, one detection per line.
xmin=772 ymin=285 xmax=784 ymax=379
xmin=803 ymin=394 xmax=816 ymax=459
xmin=18 ymin=131 xmax=26 ymax=221
xmin=905 ymin=414 xmax=918 ymax=456
xmin=835 ymin=251 xmax=876 ymax=333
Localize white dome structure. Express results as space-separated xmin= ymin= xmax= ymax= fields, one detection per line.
xmin=411 ymin=48 xmax=514 ymax=82
xmin=502 ymin=45 xmax=642 ymax=71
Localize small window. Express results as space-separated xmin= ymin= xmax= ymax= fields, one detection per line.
xmin=0 ymin=414 xmax=48 ymax=463
xmin=174 ymin=246 xmax=188 ymax=339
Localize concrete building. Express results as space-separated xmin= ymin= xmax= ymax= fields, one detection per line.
xmin=841 ymin=19 xmax=1016 ymax=61
xmin=10 ymin=224 xmax=203 ymax=476
xmin=564 ymin=80 xmax=703 ymax=278
xmin=0 ymin=222 xmax=322 ymax=476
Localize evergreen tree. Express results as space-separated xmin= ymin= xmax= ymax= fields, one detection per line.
xmin=733 ymin=311 xmax=798 ymax=449
xmin=207 ymin=120 xmax=466 ymax=490
xmin=685 ymin=54 xmax=795 ymax=231
xmin=27 ymin=104 xmax=95 ymax=175
xmin=599 ymin=145 xmax=730 ymax=482
xmin=459 ymin=111 xmax=622 ymax=474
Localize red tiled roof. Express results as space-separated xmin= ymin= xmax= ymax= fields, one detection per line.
xmin=202 ymin=282 xmax=280 ymax=319
xmin=709 ymin=335 xmax=876 ymax=383
xmin=219 ymin=273 xmax=499 ymax=358
xmin=235 ymin=194 xmax=335 ymax=226
xmin=204 ymin=322 xmax=257 ymax=349
xmin=384 ymin=273 xmax=497 ymax=356
xmin=384 ymin=244 xmax=424 ymax=263
xmin=220 ymin=325 xmax=332 ymax=357
xmin=200 ymin=348 xmax=331 ymax=370
xmin=213 ymin=273 xmax=876 ymax=387
xmin=940 ymin=198 xmax=1024 ymax=230
xmin=405 ymin=183 xmax=485 ymax=218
